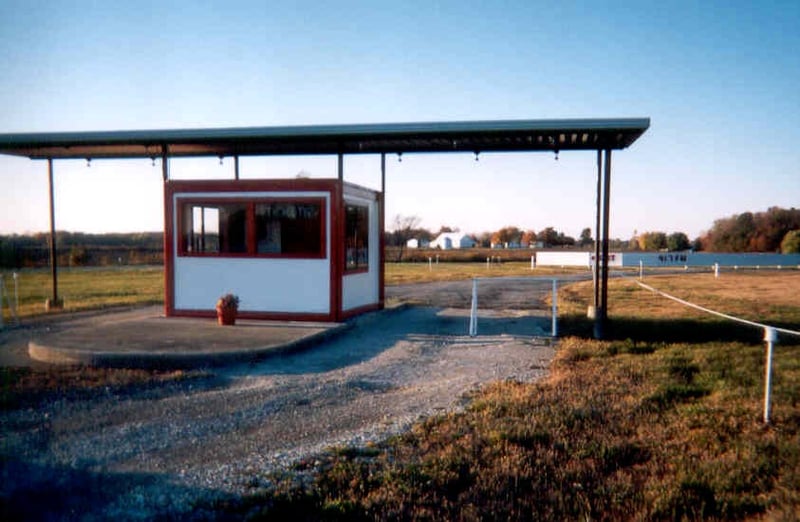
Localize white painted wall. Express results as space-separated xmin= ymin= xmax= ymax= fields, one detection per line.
xmin=175 ymin=257 xmax=330 ymax=312
xmin=535 ymin=251 xmax=800 ymax=268
xmin=172 ymin=190 xmax=331 ymax=313
xmin=342 ymin=194 xmax=380 ymax=312
xmin=536 ymin=251 xmax=592 ymax=267
xmin=621 ymin=252 xmax=800 ymax=267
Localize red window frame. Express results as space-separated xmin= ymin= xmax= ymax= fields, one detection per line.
xmin=176 ymin=197 xmax=327 ymax=259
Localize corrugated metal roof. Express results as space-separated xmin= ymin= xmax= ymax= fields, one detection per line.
xmin=0 ymin=118 xmax=649 ymax=160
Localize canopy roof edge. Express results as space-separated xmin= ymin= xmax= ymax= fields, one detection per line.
xmin=0 ymin=118 xmax=650 ymax=160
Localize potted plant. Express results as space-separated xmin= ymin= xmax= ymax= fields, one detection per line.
xmin=215 ymin=293 xmax=239 ymax=326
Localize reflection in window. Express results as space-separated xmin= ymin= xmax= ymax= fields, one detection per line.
xmin=256 ymin=202 xmax=322 ymax=255
xmin=179 ymin=199 xmax=324 ymax=258
xmin=345 ymin=204 xmax=369 ymax=272
xmin=184 ymin=203 xmax=246 ymax=254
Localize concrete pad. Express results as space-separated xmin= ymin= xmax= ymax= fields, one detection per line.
xmin=27 ymin=308 xmax=350 ymax=369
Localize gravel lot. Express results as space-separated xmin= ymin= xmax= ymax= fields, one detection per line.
xmin=2 ymin=282 xmax=556 ymax=519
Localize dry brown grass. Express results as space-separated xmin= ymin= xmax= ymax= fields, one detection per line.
xmin=230 ymin=270 xmax=800 ymax=521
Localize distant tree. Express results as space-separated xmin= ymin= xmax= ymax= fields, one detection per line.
xmin=666 ymin=232 xmax=691 ymax=251
xmin=637 ymin=231 xmax=667 ymax=251
xmin=699 ymin=208 xmax=800 ymax=252
xmin=781 ymin=230 xmax=800 ymax=254
xmin=475 ymin=231 xmax=493 ymax=248
xmin=692 ymin=237 xmax=704 ymax=252
xmin=520 ymin=230 xmax=537 ymax=247
xmin=437 ymin=225 xmax=457 ymax=234
xmin=536 ymin=227 xmax=556 ymax=247
xmin=491 ymin=226 xmax=522 ymax=247
xmin=391 ymin=215 xmax=422 ymax=262
xmin=578 ymin=227 xmax=593 ymax=248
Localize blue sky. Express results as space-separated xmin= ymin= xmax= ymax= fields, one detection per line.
xmin=1 ymin=0 xmax=798 ymax=240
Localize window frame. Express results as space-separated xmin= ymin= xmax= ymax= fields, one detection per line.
xmin=176 ymin=196 xmax=327 ymax=259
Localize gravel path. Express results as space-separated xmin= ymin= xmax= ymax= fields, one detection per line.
xmin=2 ymin=300 xmax=555 ymax=519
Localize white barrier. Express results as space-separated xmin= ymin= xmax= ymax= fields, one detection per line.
xmin=634 ymin=278 xmax=800 ymax=424
xmin=469 ymin=277 xmax=558 ymax=338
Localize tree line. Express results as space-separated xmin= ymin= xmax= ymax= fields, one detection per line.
xmin=0 ymin=232 xmax=163 ymax=268
xmin=3 ymin=206 xmax=798 ymax=268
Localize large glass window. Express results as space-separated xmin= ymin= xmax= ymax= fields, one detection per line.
xmin=183 ymin=203 xmax=247 ymax=254
xmin=255 ymin=202 xmax=322 ymax=255
xmin=179 ymin=198 xmax=324 ymax=258
xmin=345 ymin=204 xmax=369 ymax=272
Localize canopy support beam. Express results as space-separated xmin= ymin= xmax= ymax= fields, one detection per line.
xmin=45 ymin=158 xmax=62 ymax=311
xmin=594 ymin=149 xmax=612 ymax=339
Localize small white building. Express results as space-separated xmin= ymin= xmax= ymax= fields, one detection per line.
xmin=406 ymin=238 xmax=430 ymax=249
xmin=165 ymin=178 xmax=383 ymax=322
xmin=430 ymin=232 xmax=475 ymax=249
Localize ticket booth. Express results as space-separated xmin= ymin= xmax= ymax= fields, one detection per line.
xmin=164 ymin=178 xmax=382 ymax=321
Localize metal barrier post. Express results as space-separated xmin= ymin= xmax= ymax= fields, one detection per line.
xmin=714 ymin=262 xmax=720 ymax=278
xmin=639 ymin=260 xmax=643 ymax=280
xmin=551 ymin=279 xmax=558 ymax=337
xmin=763 ymin=327 xmax=777 ymax=424
xmin=13 ymin=272 xmax=18 ymax=314
xmin=469 ymin=278 xmax=478 ymax=337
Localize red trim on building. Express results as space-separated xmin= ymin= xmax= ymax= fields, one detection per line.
xmin=378 ymin=191 xmax=385 ymax=308
xmin=339 ymin=303 xmax=382 ymax=320
xmin=164 ymin=178 xmax=383 ymax=322
xmin=163 ymin=180 xmax=175 ymax=317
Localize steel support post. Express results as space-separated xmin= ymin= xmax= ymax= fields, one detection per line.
xmin=46 ymin=158 xmax=62 ymax=310
xmin=596 ymin=149 xmax=612 ymax=338
xmin=593 ymin=149 xmax=602 ymax=314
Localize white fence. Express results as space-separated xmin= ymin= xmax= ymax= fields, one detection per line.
xmin=634 ymin=278 xmax=800 ymax=424
xmin=469 ymin=277 xmax=558 ymax=338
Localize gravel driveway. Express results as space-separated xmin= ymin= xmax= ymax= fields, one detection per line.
xmin=2 ymin=291 xmax=555 ymax=519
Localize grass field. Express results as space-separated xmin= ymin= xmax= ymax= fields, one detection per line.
xmin=4 ymin=265 xmax=800 ymax=519
xmin=0 ymin=266 xmax=163 ymax=321
xmin=1 ymin=263 xmax=584 ymax=321
xmin=227 ymin=271 xmax=800 ymax=520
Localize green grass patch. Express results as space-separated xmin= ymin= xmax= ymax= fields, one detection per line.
xmin=1 ymin=266 xmax=162 ymax=320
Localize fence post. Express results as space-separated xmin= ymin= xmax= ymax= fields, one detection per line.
xmin=469 ymin=279 xmax=478 ymax=337
xmin=551 ymin=279 xmax=558 ymax=337
xmin=763 ymin=327 xmax=777 ymax=424
xmin=714 ymin=262 xmax=720 ymax=278
xmin=639 ymin=260 xmax=643 ymax=280
xmin=428 ymin=257 xmax=432 ymax=271
xmin=13 ymin=272 xmax=18 ymax=314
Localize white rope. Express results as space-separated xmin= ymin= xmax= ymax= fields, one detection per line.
xmin=633 ymin=279 xmax=800 ymax=338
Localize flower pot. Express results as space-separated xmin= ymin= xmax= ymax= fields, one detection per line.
xmin=217 ymin=307 xmax=236 ymax=326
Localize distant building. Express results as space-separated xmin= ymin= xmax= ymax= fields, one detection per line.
xmin=406 ymin=238 xmax=430 ymax=249
xmin=430 ymin=232 xmax=476 ymax=249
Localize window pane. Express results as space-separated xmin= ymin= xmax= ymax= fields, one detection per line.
xmin=182 ymin=203 xmax=245 ymax=254
xmin=255 ymin=201 xmax=322 ymax=255
xmin=345 ymin=204 xmax=369 ymax=271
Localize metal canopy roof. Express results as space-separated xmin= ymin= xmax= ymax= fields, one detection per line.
xmin=0 ymin=118 xmax=649 ymax=160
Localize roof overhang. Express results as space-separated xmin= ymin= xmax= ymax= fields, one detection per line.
xmin=0 ymin=118 xmax=649 ymax=160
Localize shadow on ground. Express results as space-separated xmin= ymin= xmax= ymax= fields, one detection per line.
xmin=0 ymin=459 xmax=238 ymax=521
xmin=559 ymin=314 xmax=796 ymax=344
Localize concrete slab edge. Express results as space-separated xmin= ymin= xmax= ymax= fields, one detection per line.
xmin=27 ymin=304 xmax=410 ymax=370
